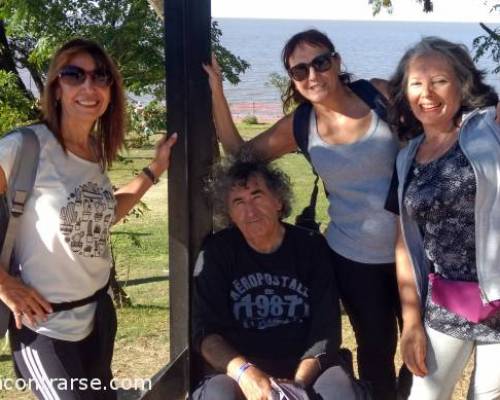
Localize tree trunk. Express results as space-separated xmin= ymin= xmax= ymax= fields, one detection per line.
xmin=25 ymin=62 xmax=44 ymax=94
xmin=109 ymin=241 xmax=132 ymax=308
xmin=147 ymin=0 xmax=164 ymax=19
xmin=110 ymin=264 xmax=132 ymax=308
xmin=0 ymin=20 xmax=34 ymax=101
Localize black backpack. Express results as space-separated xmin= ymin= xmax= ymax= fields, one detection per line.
xmin=292 ymin=79 xmax=388 ymax=232
xmin=0 ymin=127 xmax=40 ymax=336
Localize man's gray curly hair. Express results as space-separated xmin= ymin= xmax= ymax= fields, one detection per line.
xmin=209 ymin=153 xmax=293 ymax=228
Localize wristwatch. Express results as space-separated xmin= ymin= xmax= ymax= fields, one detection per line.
xmin=142 ymin=166 xmax=159 ymax=184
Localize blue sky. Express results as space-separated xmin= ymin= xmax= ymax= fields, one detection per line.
xmin=211 ymin=0 xmax=499 ymax=22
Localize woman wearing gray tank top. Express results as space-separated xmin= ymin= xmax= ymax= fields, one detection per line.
xmin=204 ymin=29 xmax=409 ymax=400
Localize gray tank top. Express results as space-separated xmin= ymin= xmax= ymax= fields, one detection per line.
xmin=308 ymin=110 xmax=398 ymax=264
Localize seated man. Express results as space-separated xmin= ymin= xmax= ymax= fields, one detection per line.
xmin=191 ymin=158 xmax=359 ymax=400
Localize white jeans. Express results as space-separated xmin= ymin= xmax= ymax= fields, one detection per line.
xmin=408 ymin=325 xmax=500 ymax=400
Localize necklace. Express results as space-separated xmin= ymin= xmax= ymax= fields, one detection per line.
xmin=65 ymin=136 xmax=98 ymax=163
xmin=416 ymin=129 xmax=459 ymax=165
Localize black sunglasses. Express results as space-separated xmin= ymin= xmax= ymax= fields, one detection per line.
xmin=287 ymin=52 xmax=336 ymax=82
xmin=58 ymin=65 xmax=113 ymax=88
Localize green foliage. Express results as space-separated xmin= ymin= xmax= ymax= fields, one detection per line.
xmin=0 ymin=70 xmax=36 ymax=134
xmin=370 ymin=0 xmax=432 ymax=15
xmin=121 ymin=199 xmax=151 ymax=225
xmin=266 ymin=72 xmax=297 ymax=114
xmin=473 ymin=19 xmax=500 ymax=74
xmin=267 ymin=72 xmax=288 ymax=97
xmin=127 ymin=100 xmax=166 ymax=147
xmin=370 ymin=0 xmax=393 ymax=15
xmin=0 ymin=2 xmax=250 ymax=132
xmin=0 ymin=0 xmax=165 ymax=97
xmin=142 ymin=100 xmax=167 ymax=133
xmin=241 ymin=114 xmax=259 ymax=125
xmin=211 ymin=20 xmax=250 ymax=85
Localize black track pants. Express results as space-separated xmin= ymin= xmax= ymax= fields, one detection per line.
xmin=332 ymin=249 xmax=411 ymax=400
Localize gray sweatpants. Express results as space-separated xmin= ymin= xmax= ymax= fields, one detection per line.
xmin=191 ymin=365 xmax=361 ymax=400
xmin=409 ymin=325 xmax=500 ymax=400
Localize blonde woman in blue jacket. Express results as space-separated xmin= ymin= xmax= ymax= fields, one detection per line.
xmin=387 ymin=37 xmax=500 ymax=400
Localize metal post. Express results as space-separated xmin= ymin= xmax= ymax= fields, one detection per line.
xmin=140 ymin=0 xmax=215 ymax=398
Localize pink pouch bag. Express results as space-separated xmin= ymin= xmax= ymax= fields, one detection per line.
xmin=429 ymin=273 xmax=500 ymax=323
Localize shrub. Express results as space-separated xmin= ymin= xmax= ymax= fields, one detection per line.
xmin=127 ymin=100 xmax=167 ymax=147
xmin=266 ymin=72 xmax=297 ymax=115
xmin=0 ymin=71 xmax=37 ymax=135
xmin=242 ymin=114 xmax=259 ymax=125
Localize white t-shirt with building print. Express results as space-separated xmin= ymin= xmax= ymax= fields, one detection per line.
xmin=0 ymin=123 xmax=116 ymax=341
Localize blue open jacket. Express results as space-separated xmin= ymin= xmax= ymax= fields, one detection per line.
xmin=396 ymin=106 xmax=500 ymax=305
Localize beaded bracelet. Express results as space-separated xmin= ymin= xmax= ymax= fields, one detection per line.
xmin=234 ymin=362 xmax=254 ymax=383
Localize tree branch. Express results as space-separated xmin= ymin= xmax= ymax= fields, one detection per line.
xmin=480 ymin=22 xmax=500 ymax=41
xmin=0 ymin=20 xmax=34 ymax=101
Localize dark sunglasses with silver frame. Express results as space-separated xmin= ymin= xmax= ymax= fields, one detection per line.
xmin=58 ymin=65 xmax=113 ymax=88
xmin=287 ymin=51 xmax=336 ymax=82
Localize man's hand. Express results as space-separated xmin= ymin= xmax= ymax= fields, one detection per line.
xmin=200 ymin=335 xmax=274 ymax=399
xmin=238 ymin=365 xmax=273 ymax=400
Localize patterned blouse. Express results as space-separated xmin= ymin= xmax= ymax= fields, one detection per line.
xmin=404 ymin=142 xmax=500 ymax=343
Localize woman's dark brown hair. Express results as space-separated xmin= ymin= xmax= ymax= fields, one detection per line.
xmin=281 ymin=29 xmax=351 ymax=113
xmin=42 ymin=38 xmax=126 ymax=168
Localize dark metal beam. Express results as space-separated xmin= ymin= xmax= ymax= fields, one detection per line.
xmin=139 ymin=348 xmax=189 ymax=400
xmin=166 ymin=0 xmax=214 ymax=361
xmin=140 ymin=0 xmax=215 ymax=398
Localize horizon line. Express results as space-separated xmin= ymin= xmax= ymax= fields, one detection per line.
xmin=211 ymin=15 xmax=500 ymax=24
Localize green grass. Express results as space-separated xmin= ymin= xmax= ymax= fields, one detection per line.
xmin=0 ymin=127 xmax=471 ymax=399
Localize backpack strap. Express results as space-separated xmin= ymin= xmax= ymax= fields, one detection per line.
xmin=0 ymin=127 xmax=39 ymax=336
xmin=292 ymin=101 xmax=313 ymax=161
xmin=8 ymin=128 xmax=40 ymax=208
xmin=1 ymin=127 xmax=40 ymax=270
xmin=0 ymin=128 xmax=40 ymax=269
xmin=292 ymin=102 xmax=322 ymax=231
xmin=294 ymin=172 xmax=321 ymax=232
xmin=348 ymin=79 xmax=388 ymax=122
